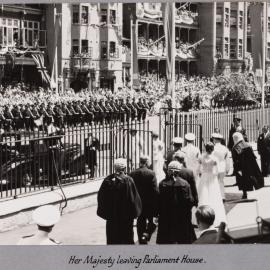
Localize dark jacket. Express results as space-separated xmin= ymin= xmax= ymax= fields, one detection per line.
xmin=193 ymin=230 xmax=218 ymax=244
xmin=157 ymin=176 xmax=195 ymax=244
xmin=232 ymin=141 xmax=264 ymax=191
xmin=178 ymin=168 xmax=198 ymax=207
xmin=129 ymin=167 xmax=159 ymax=217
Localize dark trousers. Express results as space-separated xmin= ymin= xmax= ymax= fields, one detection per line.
xmin=137 ymin=215 xmax=156 ymax=244
xmin=106 ymin=219 xmax=134 ymax=245
xmin=261 ymin=154 xmax=270 ymax=177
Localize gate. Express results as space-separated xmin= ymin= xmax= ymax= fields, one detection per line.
xmin=160 ymin=111 xmax=203 ymax=154
xmin=112 ymin=121 xmax=154 ymax=173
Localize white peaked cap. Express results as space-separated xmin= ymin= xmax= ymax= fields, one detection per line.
xmin=172 ymin=137 xmax=184 ymax=144
xmin=32 ymin=205 xmax=60 ymax=227
xmin=185 ymin=133 xmax=196 ymax=141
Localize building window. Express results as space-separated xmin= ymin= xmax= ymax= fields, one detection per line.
xmin=81 ymin=6 xmax=89 ymax=24
xmin=109 ymin=41 xmax=116 ymax=57
xmin=72 ymin=5 xmax=80 ymax=24
xmin=81 ymin=39 xmax=88 ymax=53
xmin=224 ymin=8 xmax=230 ymax=27
xmin=268 ymin=18 xmax=270 ymax=33
xmin=230 ymin=10 xmax=237 ymax=28
xmin=230 ymin=38 xmax=237 ymax=59
xmin=267 ymin=43 xmax=270 ymax=59
xmin=109 ymin=9 xmax=116 ymax=24
xmin=72 ymin=39 xmax=79 ymax=55
xmin=101 ymin=9 xmax=107 ymax=23
xmin=224 ymin=37 xmax=229 ymax=58
xmin=101 ymin=41 xmax=107 ymax=58
xmin=216 ymin=37 xmax=222 ymax=58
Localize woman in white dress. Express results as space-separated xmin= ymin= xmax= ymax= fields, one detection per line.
xmin=152 ymin=131 xmax=165 ymax=183
xmin=197 ymin=142 xmax=227 ymax=227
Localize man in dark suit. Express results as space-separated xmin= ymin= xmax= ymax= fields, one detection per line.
xmin=130 ymin=156 xmax=159 ymax=244
xmin=257 ymin=126 xmax=270 ymax=177
xmin=193 ymin=206 xmax=219 ymax=244
xmin=173 ymin=151 xmax=198 ymax=207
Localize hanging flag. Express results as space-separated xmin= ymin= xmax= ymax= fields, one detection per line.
xmin=5 ymin=52 xmax=15 ymax=70
xmin=131 ymin=22 xmax=140 ymax=89
xmin=249 ymin=3 xmax=263 ymax=73
xmin=32 ymin=53 xmax=51 ymax=86
xmin=162 ymin=2 xmax=175 ymax=96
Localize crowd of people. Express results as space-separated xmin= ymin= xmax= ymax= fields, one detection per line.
xmin=138 ymin=37 xmax=198 ymax=59
xmin=0 ymin=71 xmax=263 ymax=133
xmin=95 ymin=118 xmax=267 ymax=245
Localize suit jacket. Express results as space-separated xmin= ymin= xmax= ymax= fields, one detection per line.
xmin=257 ymin=132 xmax=270 ymax=156
xmin=129 ymin=167 xmax=159 ymax=217
xmin=178 ymin=168 xmax=198 ymax=207
xmin=193 ymin=230 xmax=218 ymax=244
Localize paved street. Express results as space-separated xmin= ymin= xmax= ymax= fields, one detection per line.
xmin=1 ymin=175 xmax=269 ymax=245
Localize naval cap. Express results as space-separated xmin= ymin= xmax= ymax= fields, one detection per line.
xmin=32 ymin=205 xmax=60 ymax=227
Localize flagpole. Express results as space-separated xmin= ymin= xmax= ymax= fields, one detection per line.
xmin=171 ymin=3 xmax=176 ymax=108
xmin=130 ymin=14 xmax=133 ymax=90
xmin=262 ymin=2 xmax=267 ymax=111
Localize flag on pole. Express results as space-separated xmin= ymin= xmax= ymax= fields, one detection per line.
xmin=162 ymin=2 xmax=175 ymax=100
xmin=249 ymin=3 xmax=263 ymax=73
xmin=32 ymin=53 xmax=51 ymax=86
xmin=131 ymin=23 xmax=140 ymax=89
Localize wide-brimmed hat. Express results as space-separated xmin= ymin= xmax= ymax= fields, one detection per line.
xmin=185 ymin=133 xmax=196 ymax=141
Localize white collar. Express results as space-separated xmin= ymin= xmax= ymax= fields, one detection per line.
xmin=199 ymin=225 xmax=217 ymax=237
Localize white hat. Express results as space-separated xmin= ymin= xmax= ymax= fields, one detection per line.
xmin=185 ymin=133 xmax=196 ymax=141
xmin=114 ymin=158 xmax=127 ymax=170
xmin=168 ymin=161 xmax=182 ymax=171
xmin=233 ymin=132 xmax=244 ymax=145
xmin=211 ymin=133 xmax=223 ymax=139
xmin=172 ymin=137 xmax=184 ymax=145
xmin=32 ymin=205 xmax=60 ymax=227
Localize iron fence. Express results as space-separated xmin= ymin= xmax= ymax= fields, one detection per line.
xmin=0 ymin=118 xmax=152 ymax=199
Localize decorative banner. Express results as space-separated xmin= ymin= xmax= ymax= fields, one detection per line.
xmin=132 ymin=23 xmax=140 ymax=89
xmin=162 ymin=2 xmax=175 ymax=95
xmin=249 ymin=3 xmax=263 ymax=73
xmin=5 ymin=52 xmax=15 ymax=70
xmin=32 ymin=53 xmax=51 ymax=87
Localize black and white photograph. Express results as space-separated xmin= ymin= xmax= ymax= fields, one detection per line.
xmin=0 ymin=0 xmax=270 ymax=253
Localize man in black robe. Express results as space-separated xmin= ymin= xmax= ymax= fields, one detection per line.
xmin=157 ymin=161 xmax=195 ymax=244
xmin=257 ymin=126 xmax=270 ymax=177
xmin=228 ymin=117 xmax=248 ymax=150
xmin=232 ymin=132 xmax=264 ymax=199
xmin=97 ymin=158 xmax=142 ymax=244
xmin=129 ymin=155 xmax=158 ymax=244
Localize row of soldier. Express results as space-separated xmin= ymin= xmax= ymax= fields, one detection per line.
xmin=0 ymin=96 xmax=155 ymax=132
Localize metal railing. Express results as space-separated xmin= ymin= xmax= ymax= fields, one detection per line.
xmin=0 ymin=115 xmax=152 ymax=200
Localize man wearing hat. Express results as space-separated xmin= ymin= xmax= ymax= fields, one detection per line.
xmin=182 ymin=133 xmax=201 ymax=180
xmin=231 ymin=132 xmax=264 ymax=199
xmin=17 ymin=205 xmax=61 ymax=245
xmin=129 ymin=155 xmax=158 ymax=244
xmin=97 ymin=158 xmax=142 ymax=244
xmin=165 ymin=137 xmax=185 ymax=169
xmin=212 ymin=133 xmax=230 ymax=201
xmin=157 ymin=161 xmax=195 ymax=244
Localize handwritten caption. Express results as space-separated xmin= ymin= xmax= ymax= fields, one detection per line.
xmin=68 ymin=254 xmax=206 ymax=268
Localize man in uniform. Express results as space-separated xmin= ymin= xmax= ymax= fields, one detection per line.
xmin=97 ymin=158 xmax=142 ymax=244
xmin=126 ymin=97 xmax=137 ymax=121
xmin=17 ymin=205 xmax=61 ymax=245
xmin=182 ymin=133 xmax=201 ymax=180
xmin=130 ymin=156 xmax=158 ymax=244
xmin=212 ymin=133 xmax=230 ymax=201
xmin=257 ymin=126 xmax=270 ymax=177
xmin=165 ymin=137 xmax=185 ymax=169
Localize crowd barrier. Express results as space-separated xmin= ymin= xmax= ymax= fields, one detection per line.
xmin=0 ymin=118 xmax=152 ymax=199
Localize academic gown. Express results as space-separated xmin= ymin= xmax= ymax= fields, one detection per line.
xmin=97 ymin=173 xmax=142 ymax=244
xmin=232 ymin=141 xmax=264 ymax=191
xmin=156 ymin=176 xmax=195 ymax=244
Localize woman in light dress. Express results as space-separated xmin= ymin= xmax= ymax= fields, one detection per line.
xmin=197 ymin=142 xmax=227 ymax=227
xmin=152 ymin=131 xmax=165 ymax=184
